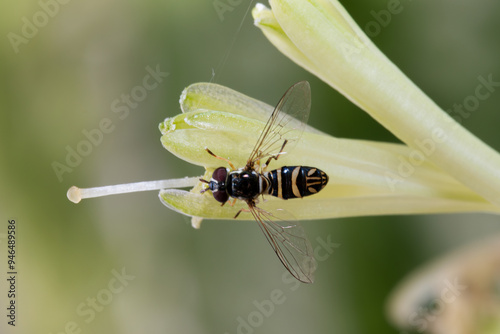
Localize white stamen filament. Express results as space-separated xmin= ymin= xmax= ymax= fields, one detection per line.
xmin=67 ymin=176 xmax=201 ymax=204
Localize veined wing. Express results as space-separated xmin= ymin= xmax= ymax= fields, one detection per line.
xmin=246 ymin=81 xmax=311 ymax=170
xmin=249 ymin=205 xmax=317 ymax=283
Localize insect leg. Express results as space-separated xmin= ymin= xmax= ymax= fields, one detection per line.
xmin=205 ymin=148 xmax=237 ymax=170
xmin=263 ymin=139 xmax=288 ymax=169
xmin=219 ymin=197 xmax=237 ymax=207
xmin=234 ymin=207 xmax=251 ymax=219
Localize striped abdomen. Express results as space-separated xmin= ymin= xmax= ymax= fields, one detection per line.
xmin=263 ymin=166 xmax=329 ymax=200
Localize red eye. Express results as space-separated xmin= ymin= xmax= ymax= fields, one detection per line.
xmin=211 ymin=167 xmax=229 ymax=203
xmin=213 ymin=189 xmax=229 ymax=203
xmin=212 ymin=167 xmax=227 ymax=182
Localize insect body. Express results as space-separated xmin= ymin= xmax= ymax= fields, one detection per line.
xmin=262 ymin=166 xmax=328 ymax=199
xmin=206 ymin=166 xmax=328 ymax=203
xmin=200 ymin=81 xmax=329 ymax=283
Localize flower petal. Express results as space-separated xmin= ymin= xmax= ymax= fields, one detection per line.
xmin=179 ymin=82 xmax=324 ymax=135
xmin=160 ymin=187 xmax=500 ymax=221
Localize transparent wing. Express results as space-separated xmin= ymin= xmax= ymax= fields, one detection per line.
xmin=246 ymin=81 xmax=311 ymax=169
xmin=248 ymin=205 xmax=317 ymax=283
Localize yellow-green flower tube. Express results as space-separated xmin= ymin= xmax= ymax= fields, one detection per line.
xmin=253 ymin=1 xmax=500 ymax=207
xmin=159 ymin=83 xmax=499 ymax=228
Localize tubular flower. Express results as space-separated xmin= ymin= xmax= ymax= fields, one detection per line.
xmin=68 ymin=2 xmax=500 ymax=230
xmin=158 ymin=83 xmax=499 ymax=229
xmin=252 ymin=0 xmax=500 ymax=207
xmin=66 ymin=82 xmax=500 ymax=230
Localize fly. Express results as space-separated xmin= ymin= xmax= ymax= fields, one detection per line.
xmin=199 ymin=81 xmax=329 ymax=283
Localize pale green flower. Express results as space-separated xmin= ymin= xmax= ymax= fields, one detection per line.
xmin=252 ymin=0 xmax=500 ymax=207
xmin=68 ymin=0 xmax=500 ymax=230
xmin=68 ymin=83 xmax=500 ymax=229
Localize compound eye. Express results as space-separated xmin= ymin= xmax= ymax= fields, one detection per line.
xmin=211 ymin=167 xmax=229 ymax=203
xmin=213 ymin=189 xmax=229 ymax=203
xmin=212 ymin=167 xmax=228 ymax=183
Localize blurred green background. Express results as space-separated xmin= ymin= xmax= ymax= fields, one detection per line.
xmin=1 ymin=0 xmax=499 ymax=333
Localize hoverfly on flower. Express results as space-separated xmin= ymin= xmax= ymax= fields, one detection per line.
xmin=199 ymin=81 xmax=328 ymax=283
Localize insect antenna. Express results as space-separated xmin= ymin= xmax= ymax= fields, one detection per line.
xmin=199 ymin=178 xmax=210 ymax=194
